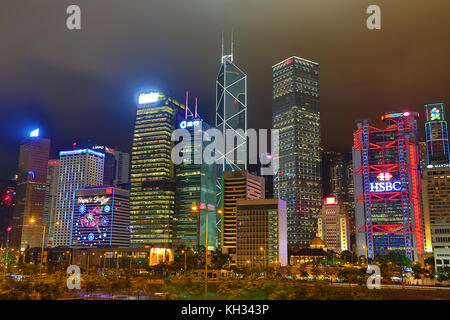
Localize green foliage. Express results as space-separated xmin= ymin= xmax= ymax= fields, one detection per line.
xmin=163 ymin=276 xmax=203 ymax=299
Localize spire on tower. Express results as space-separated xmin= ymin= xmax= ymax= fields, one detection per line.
xmin=221 ymin=29 xmax=234 ymax=64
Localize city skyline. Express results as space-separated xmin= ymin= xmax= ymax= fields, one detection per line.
xmin=1 ymin=1 xmax=449 ymax=179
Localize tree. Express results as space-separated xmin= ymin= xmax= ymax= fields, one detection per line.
xmin=311 ymin=263 xmax=322 ymax=278
xmin=412 ymin=263 xmax=423 ymax=280
xmin=105 ymin=277 xmax=123 ymax=299
xmin=84 ymin=278 xmax=98 ymax=298
xmin=341 ymin=250 xmax=354 ymax=264
xmin=211 ymin=251 xmax=231 ymax=270
xmin=298 ymin=263 xmax=309 ymax=278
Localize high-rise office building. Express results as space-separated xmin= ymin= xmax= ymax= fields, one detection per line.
xmin=71 ymin=187 xmax=129 ymax=248
xmin=216 ymin=38 xmax=247 ymax=172
xmin=174 ymin=118 xmax=217 ymax=251
xmin=72 ymin=142 xmax=130 ymax=186
xmin=431 ymin=221 xmax=450 ymax=274
xmin=222 ymin=170 xmax=264 ymax=264
xmin=425 ymin=103 xmax=450 ymax=165
xmin=317 ymin=197 xmax=350 ymax=254
xmin=272 ymin=56 xmax=322 ymax=250
xmin=90 ymin=145 xmax=130 ymax=186
xmin=418 ymin=141 xmax=428 ymax=171
xmin=422 ymin=103 xmax=450 ymax=252
xmin=422 ymin=165 xmax=450 ymax=252
xmin=43 ymin=160 xmax=59 ymax=247
xmin=53 ymin=149 xmax=104 ymax=247
xmin=353 ymin=111 xmax=423 ymax=261
xmin=236 ymin=199 xmax=287 ymax=267
xmin=324 ymin=152 xmax=356 ymax=249
xmin=130 ymin=92 xmax=185 ymax=247
xmin=11 ymin=130 xmax=50 ymax=250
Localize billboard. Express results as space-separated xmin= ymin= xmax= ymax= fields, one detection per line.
xmin=72 ymin=188 xmax=113 ymax=247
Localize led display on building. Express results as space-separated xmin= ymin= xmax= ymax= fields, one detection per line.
xmin=73 ymin=190 xmax=113 ymax=247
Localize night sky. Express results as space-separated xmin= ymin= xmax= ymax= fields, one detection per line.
xmin=0 ymin=0 xmax=449 ymax=179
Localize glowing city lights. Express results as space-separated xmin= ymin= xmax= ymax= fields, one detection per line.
xmin=138 ymin=92 xmax=160 ymax=104
xmin=29 ymin=128 xmax=40 ymax=137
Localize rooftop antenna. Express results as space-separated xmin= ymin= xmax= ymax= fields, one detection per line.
xmin=195 ymin=97 xmax=198 ymax=118
xmin=221 ymin=30 xmax=224 ymax=63
xmin=185 ymin=91 xmax=189 ymax=119
xmin=231 ymin=26 xmax=234 ymax=62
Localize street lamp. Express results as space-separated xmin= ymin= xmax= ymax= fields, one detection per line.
xmin=28 ymin=217 xmax=60 ymax=281
xmin=3 ymin=226 xmax=12 ymax=281
xmin=362 ymin=245 xmax=369 ymax=264
xmin=181 ymin=250 xmax=187 ymax=276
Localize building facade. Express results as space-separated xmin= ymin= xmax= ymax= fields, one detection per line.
xmin=174 ymin=118 xmax=217 ymax=251
xmin=130 ymin=92 xmax=185 ymax=247
xmin=11 ymin=132 xmax=50 ymax=250
xmin=353 ymin=112 xmax=423 ymax=261
xmin=431 ymin=221 xmax=450 ymax=275
xmin=272 ymin=56 xmax=322 ymax=250
xmin=425 ymin=103 xmax=449 ymax=165
xmin=317 ymin=197 xmax=350 ymax=254
xmin=73 ymin=142 xmax=130 ymax=187
xmin=52 ymin=149 xmax=104 ymax=247
xmin=216 ymin=45 xmax=247 ymax=172
xmin=222 ymin=170 xmax=265 ymax=264
xmin=422 ymin=164 xmax=450 ymax=253
xmin=71 ymin=187 xmax=130 ymax=248
xmin=236 ymin=199 xmax=287 ymax=267
xmin=43 ymin=160 xmax=59 ymax=247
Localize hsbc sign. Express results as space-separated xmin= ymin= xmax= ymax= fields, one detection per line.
xmin=370 ymin=172 xmax=401 ymax=193
xmin=370 ymin=181 xmax=401 ymax=192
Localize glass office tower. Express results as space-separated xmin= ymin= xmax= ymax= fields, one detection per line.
xmin=174 ymin=119 xmax=217 ymax=251
xmin=216 ymin=51 xmax=247 ymax=172
xmin=130 ymin=92 xmax=185 ymax=247
xmin=272 ymin=56 xmax=322 ymax=250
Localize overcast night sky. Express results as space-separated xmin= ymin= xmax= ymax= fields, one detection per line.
xmin=0 ymin=0 xmax=449 ymax=179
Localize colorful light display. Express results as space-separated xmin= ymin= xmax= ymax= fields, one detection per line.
xmin=354 ymin=112 xmax=423 ymax=260
xmin=73 ymin=190 xmax=113 ymax=247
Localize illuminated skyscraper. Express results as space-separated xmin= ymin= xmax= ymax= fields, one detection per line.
xmin=72 ymin=142 xmax=130 ymax=187
xmin=236 ymin=199 xmax=288 ymax=267
xmin=216 ymin=36 xmax=247 ymax=172
xmin=11 ymin=130 xmax=50 ymax=250
xmin=43 ymin=160 xmax=59 ymax=247
xmin=130 ymin=92 xmax=185 ymax=247
xmin=174 ymin=118 xmax=217 ymax=251
xmin=422 ymin=103 xmax=450 ymax=252
xmin=353 ymin=112 xmax=423 ymax=261
xmin=425 ymin=103 xmax=450 ymax=165
xmin=422 ymin=165 xmax=450 ymax=252
xmin=222 ymin=170 xmax=264 ymax=264
xmin=53 ymin=149 xmax=104 ymax=247
xmin=272 ymin=56 xmax=322 ymax=250
xmin=317 ymin=197 xmax=350 ymax=254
